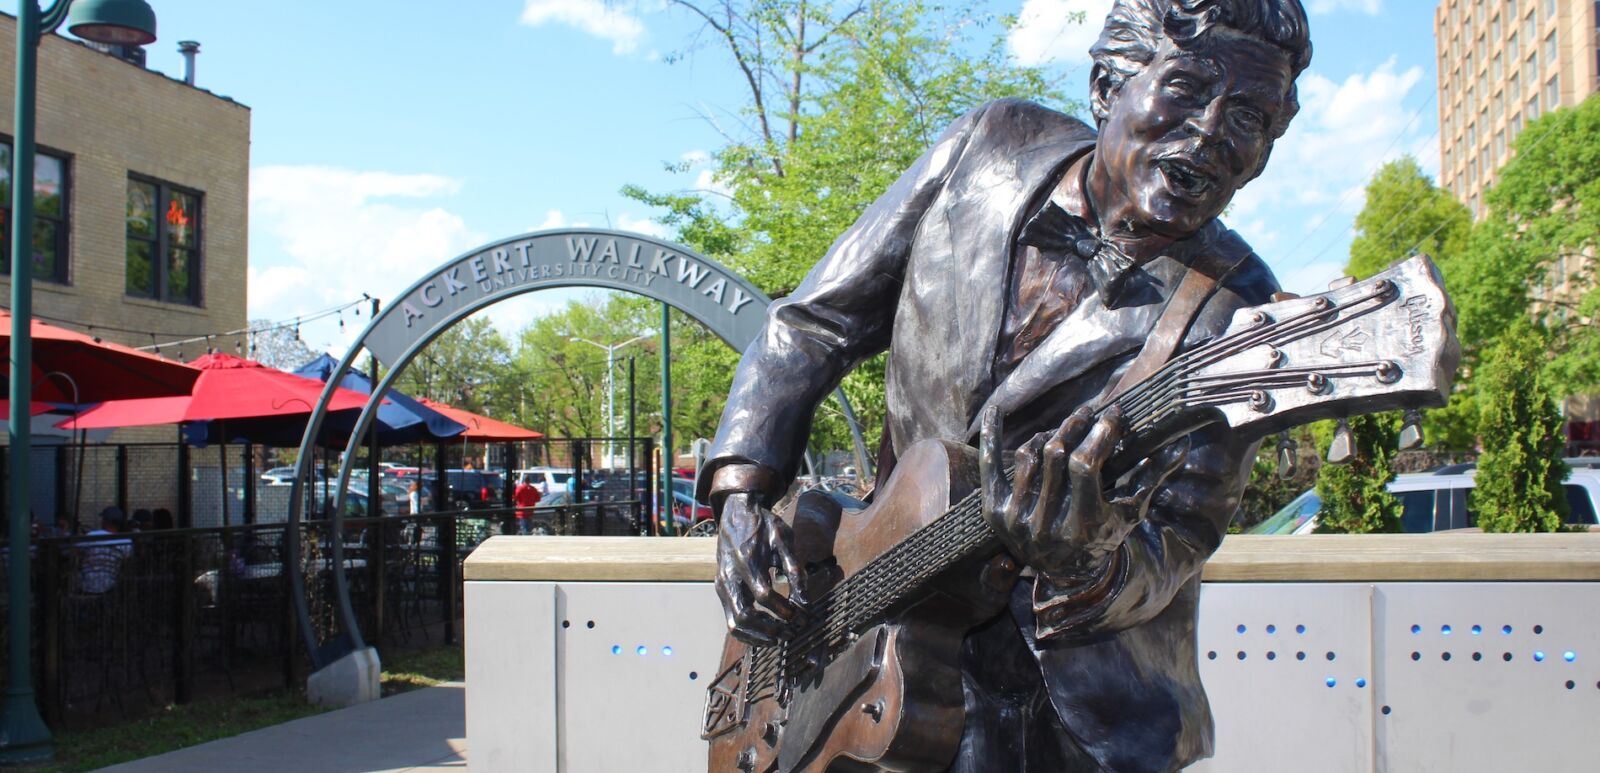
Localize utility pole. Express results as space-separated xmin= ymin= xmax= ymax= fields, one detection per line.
xmin=570 ymin=334 xmax=650 ymax=467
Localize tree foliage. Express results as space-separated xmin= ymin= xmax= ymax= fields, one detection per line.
xmin=625 ymin=0 xmax=1072 ymax=455
xmin=1347 ymin=156 xmax=1471 ymax=281
xmin=1313 ymin=414 xmax=1401 ymax=533
xmin=393 ymin=316 xmax=515 ymax=415
xmin=1471 ymin=320 xmax=1568 ymax=533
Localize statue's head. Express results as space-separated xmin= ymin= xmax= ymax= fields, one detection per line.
xmin=1088 ymin=0 xmax=1312 ymax=238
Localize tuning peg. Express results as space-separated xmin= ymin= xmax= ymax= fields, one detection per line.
xmin=1399 ymin=409 xmax=1424 ymax=450
xmin=1275 ymin=433 xmax=1298 ymax=479
xmin=1327 ymin=418 xmax=1355 ymax=464
xmin=1328 ymin=276 xmax=1356 ymax=290
xmin=1270 ymin=291 xmax=1301 ymax=303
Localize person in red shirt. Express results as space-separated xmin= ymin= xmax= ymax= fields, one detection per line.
xmin=512 ymin=475 xmax=543 ymax=535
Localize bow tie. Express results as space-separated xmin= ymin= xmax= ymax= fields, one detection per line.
xmin=1017 ymin=201 xmax=1137 ymax=303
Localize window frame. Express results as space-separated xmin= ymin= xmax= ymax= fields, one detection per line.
xmin=125 ymin=173 xmax=204 ymax=307
xmin=0 ymin=135 xmax=72 ymax=284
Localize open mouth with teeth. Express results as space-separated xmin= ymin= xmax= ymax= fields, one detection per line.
xmin=1156 ymin=158 xmax=1216 ymax=198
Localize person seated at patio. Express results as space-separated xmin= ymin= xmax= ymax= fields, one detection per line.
xmin=79 ymin=506 xmax=132 ymax=594
xmin=129 ymin=508 xmax=153 ymax=532
xmin=152 ymin=507 xmax=174 ymax=530
xmin=512 ymin=474 xmax=543 ymax=534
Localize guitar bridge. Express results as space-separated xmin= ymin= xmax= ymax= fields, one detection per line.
xmin=701 ymin=652 xmax=750 ymax=739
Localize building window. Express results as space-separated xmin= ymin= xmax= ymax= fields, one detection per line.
xmin=1495 ymin=129 xmax=1506 ymax=160
xmin=1542 ymin=0 xmax=1554 ymax=22
xmin=0 ymin=140 xmax=69 ymax=283
xmin=1544 ymin=31 xmax=1556 ymax=65
xmin=1493 ymin=89 xmax=1504 ymax=121
xmin=1492 ymin=52 xmax=1503 ymax=80
xmin=1511 ymin=110 xmax=1522 ymax=136
xmin=1509 ymin=71 xmax=1519 ymax=99
xmin=1528 ymin=90 xmax=1540 ymax=120
xmin=1507 ymin=32 xmax=1518 ymax=60
xmin=1525 ymin=54 xmax=1537 ymax=91
xmin=1545 ymin=73 xmax=1559 ymax=109
xmin=1491 ymin=13 xmax=1501 ymax=40
xmin=125 ymin=176 xmax=201 ymax=305
xmin=1524 ymin=10 xmax=1535 ymax=41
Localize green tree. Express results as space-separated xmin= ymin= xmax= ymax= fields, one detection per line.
xmin=1471 ymin=320 xmax=1568 ymax=533
xmin=395 ymin=316 xmax=516 ymax=415
xmin=1347 ymin=156 xmax=1471 ymax=280
xmin=626 ymin=0 xmax=1070 ymax=455
xmin=1313 ymin=414 xmax=1401 ymax=533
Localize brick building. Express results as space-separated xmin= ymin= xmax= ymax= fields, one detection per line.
xmin=0 ymin=13 xmax=249 ymax=361
xmin=1434 ymin=0 xmax=1598 ymax=218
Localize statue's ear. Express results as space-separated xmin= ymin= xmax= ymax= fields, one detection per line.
xmin=1089 ymin=64 xmax=1119 ymax=126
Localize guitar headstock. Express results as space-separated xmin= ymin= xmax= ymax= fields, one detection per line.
xmin=1174 ymin=255 xmax=1460 ymax=440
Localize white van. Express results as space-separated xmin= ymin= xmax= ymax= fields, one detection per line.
xmin=515 ymin=467 xmax=575 ymax=499
xmin=1248 ymin=463 xmax=1600 ymax=535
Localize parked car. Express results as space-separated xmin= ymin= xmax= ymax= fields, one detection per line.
xmin=260 ymin=464 xmax=329 ymax=484
xmin=515 ymin=467 xmax=574 ymax=499
xmin=670 ymin=476 xmax=714 ymax=526
xmin=418 ymin=469 xmax=505 ymax=510
xmin=1247 ymin=464 xmax=1600 ymax=534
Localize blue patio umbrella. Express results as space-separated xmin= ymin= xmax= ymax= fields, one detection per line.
xmin=290 ymin=354 xmax=467 ymax=444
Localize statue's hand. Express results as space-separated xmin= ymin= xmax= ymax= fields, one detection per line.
xmin=715 ymin=492 xmax=808 ymax=646
xmin=979 ymin=406 xmax=1188 ymax=580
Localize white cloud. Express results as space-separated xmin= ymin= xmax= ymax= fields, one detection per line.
xmin=681 ymin=149 xmax=733 ymax=200
xmin=531 ymin=208 xmax=669 ymax=239
xmin=1309 ymin=0 xmax=1382 ymax=14
xmin=520 ymin=0 xmax=646 ymax=55
xmin=249 ymin=165 xmax=484 ymax=352
xmin=1228 ymin=58 xmax=1430 ymax=293
xmin=1007 ymin=0 xmax=1113 ymax=67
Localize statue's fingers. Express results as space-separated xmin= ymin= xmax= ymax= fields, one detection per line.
xmin=980 ymin=407 xmax=1009 ymax=522
xmin=1067 ymin=407 xmax=1125 ymax=498
xmin=1032 ymin=408 xmax=1097 ymax=544
xmin=768 ymin=517 xmax=809 ymax=608
xmin=1113 ymin=436 xmax=1191 ymax=517
xmin=1009 ymin=431 xmax=1048 ymax=535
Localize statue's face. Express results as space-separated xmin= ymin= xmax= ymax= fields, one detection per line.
xmin=1096 ymin=30 xmax=1294 ymax=238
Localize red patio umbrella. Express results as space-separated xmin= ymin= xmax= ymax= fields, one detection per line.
xmin=56 ymin=353 xmax=372 ymax=430
xmin=414 ymin=398 xmax=544 ymax=442
xmin=0 ymin=310 xmax=200 ymax=402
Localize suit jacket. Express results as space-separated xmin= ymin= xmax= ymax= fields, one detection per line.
xmin=704 ymin=98 xmax=1281 ymax=771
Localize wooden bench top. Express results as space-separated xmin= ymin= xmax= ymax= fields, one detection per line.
xmin=463 ymin=533 xmax=1600 ymax=583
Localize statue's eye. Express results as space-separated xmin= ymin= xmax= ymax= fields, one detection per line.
xmin=1231 ymin=107 xmax=1267 ymax=133
xmin=1165 ymin=76 xmax=1200 ymax=98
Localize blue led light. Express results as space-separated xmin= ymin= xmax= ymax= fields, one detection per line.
xmin=1296 ymin=624 xmax=1306 ymax=634
xmin=1410 ymin=624 xmax=1421 ymax=634
xmin=1502 ymin=625 xmax=1513 ymax=635
xmin=1356 ymin=678 xmax=1367 ymax=688
xmin=1325 ymin=677 xmax=1336 ymax=687
xmin=637 ymin=645 xmax=649 ymax=656
xmin=1534 ymin=651 xmax=1546 ymax=662
xmin=662 ymin=646 xmax=674 ymax=656
xmin=1471 ymin=625 xmax=1482 ymax=635
xmin=611 ymin=645 xmax=621 ymax=655
xmin=1266 ymin=624 xmax=1276 ymax=634
xmin=1564 ymin=651 xmax=1576 ymax=663
xmin=1441 ymin=625 xmax=1453 ymax=635
xmin=1237 ymin=624 xmax=1247 ymax=634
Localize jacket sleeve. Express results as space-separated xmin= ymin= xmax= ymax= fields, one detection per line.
xmin=697 ymin=101 xmax=998 ymax=504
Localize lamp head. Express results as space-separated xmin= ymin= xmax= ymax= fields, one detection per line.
xmin=68 ymin=0 xmax=158 ymax=47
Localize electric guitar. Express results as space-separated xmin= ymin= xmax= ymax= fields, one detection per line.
xmin=702 ymin=255 xmax=1459 ymax=772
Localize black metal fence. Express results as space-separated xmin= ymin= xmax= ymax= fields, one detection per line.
xmin=0 ymin=500 xmax=635 ymax=730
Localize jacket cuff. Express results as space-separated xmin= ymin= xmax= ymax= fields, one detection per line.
xmin=1033 ymin=543 xmax=1128 ymax=640
xmin=706 ymin=463 xmax=786 ymax=511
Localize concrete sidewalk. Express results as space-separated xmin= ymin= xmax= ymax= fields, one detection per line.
xmin=96 ymin=683 xmax=466 ymax=773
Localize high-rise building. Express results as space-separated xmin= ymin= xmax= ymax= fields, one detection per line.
xmin=1434 ymin=0 xmax=1598 ymax=218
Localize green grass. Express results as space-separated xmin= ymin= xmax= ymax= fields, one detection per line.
xmin=13 ymin=645 xmax=464 ymax=772
xmin=18 ymin=691 xmax=328 ymax=773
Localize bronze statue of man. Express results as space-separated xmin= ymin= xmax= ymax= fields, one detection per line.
xmin=700 ymin=1 xmax=1313 ymax=769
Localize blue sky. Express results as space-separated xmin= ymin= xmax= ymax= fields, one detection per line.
xmin=66 ymin=0 xmax=1443 ymax=353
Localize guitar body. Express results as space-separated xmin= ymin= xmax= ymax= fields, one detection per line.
xmin=705 ymin=440 xmax=1009 ymax=772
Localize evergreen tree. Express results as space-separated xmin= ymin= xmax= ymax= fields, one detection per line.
xmin=1472 ymin=320 xmax=1568 ymax=533
xmin=1313 ymin=414 xmax=1401 ymax=533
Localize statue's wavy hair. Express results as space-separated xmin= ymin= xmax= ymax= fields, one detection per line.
xmin=1088 ymin=0 xmax=1312 ymax=139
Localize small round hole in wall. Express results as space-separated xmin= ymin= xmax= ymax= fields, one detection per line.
xmin=1296 ymin=624 xmax=1307 ymax=634
xmin=1534 ymin=625 xmax=1544 ymax=634
xmin=1326 ymin=651 xmax=1336 ymax=661
xmin=611 ymin=645 xmax=621 ymax=655
xmin=1442 ymin=652 xmax=1452 ymax=661
xmin=1411 ymin=652 xmax=1421 ymax=661
xmin=1267 ymin=651 xmax=1277 ymax=661
xmin=587 ymin=620 xmax=596 ymax=629
xmin=1237 ymin=651 xmax=1246 ymax=661
xmin=1566 ymin=680 xmax=1576 ymax=690
xmin=1471 ymin=624 xmax=1482 ymax=635
xmin=1503 ymin=653 xmax=1514 ymax=662
xmin=1473 ymin=652 xmax=1483 ymax=661
xmin=1356 ymin=678 xmax=1367 ymax=688
xmin=1381 ymin=705 xmax=1391 ymax=715
xmin=1325 ymin=677 xmax=1336 ymax=688
xmin=689 ymin=671 xmax=699 ymax=680
xmin=1266 ymin=624 xmax=1277 ymax=634
xmin=561 ymin=620 xmax=571 ymax=629
xmin=1207 ymin=650 xmax=1217 ymax=660
xmin=1296 ymin=651 xmax=1306 ymax=661
xmin=1237 ymin=624 xmax=1247 ymax=634
xmin=1410 ymin=624 xmax=1421 ymax=634
xmin=1502 ymin=625 xmax=1513 ymax=635
xmin=1441 ymin=624 xmax=1453 ymax=635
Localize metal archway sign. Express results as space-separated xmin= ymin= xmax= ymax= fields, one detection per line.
xmin=287 ymin=229 xmax=868 ymax=669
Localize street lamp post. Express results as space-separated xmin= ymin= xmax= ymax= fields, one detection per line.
xmin=3 ymin=1 xmax=156 ymax=762
xmin=568 ymin=334 xmax=649 ymax=467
